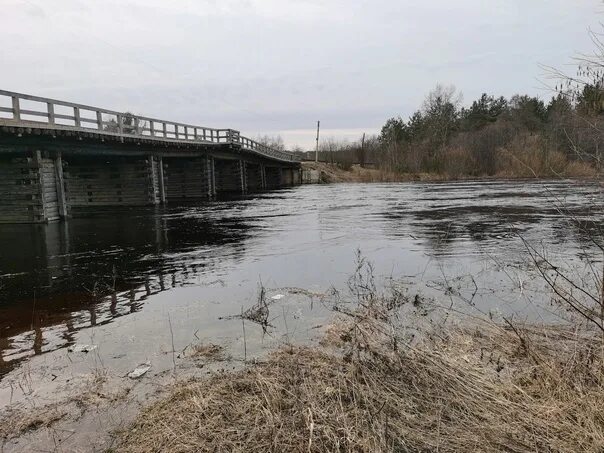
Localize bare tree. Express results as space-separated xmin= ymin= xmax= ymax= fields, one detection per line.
xmin=523 ymin=28 xmax=604 ymax=335
xmin=255 ymin=135 xmax=286 ymax=151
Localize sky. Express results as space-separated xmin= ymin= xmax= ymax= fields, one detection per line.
xmin=1 ymin=0 xmax=603 ymax=149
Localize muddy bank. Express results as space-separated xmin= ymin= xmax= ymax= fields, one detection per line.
xmin=3 ymin=263 xmax=604 ymax=452
xmin=0 ymin=284 xmax=323 ymax=452
xmin=0 ymin=336 xmax=247 ymax=452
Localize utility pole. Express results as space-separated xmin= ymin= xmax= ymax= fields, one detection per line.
xmin=360 ymin=132 xmax=366 ymax=168
xmin=315 ymin=120 xmax=320 ymax=163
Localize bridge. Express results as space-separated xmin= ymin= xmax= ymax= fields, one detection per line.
xmin=0 ymin=90 xmax=301 ymax=224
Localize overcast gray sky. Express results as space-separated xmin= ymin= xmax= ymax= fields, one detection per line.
xmin=2 ymin=0 xmax=602 ymax=148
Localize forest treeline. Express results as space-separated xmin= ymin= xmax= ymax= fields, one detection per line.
xmin=290 ymin=83 xmax=603 ymax=178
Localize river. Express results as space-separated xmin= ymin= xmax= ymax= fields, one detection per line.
xmin=1 ymin=180 xmax=602 ymax=404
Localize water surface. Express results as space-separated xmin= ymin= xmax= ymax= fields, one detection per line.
xmin=1 ymin=180 xmax=602 ymax=399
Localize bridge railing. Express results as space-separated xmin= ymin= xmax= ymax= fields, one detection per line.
xmin=0 ymin=90 xmax=298 ymax=162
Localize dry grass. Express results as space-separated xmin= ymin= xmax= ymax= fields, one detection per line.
xmin=0 ymin=406 xmax=67 ymax=440
xmin=190 ymin=343 xmax=225 ymax=361
xmin=118 ymin=304 xmax=604 ymax=453
xmin=0 ymin=374 xmax=131 ymax=442
xmin=302 ymin=162 xmax=444 ymax=183
xmin=303 ymin=150 xmax=600 ymax=183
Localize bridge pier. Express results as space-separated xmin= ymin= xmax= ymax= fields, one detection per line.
xmin=207 ymin=157 xmax=216 ymax=199
xmin=260 ymin=164 xmax=267 ymax=189
xmin=162 ymin=156 xmax=213 ymax=201
xmin=214 ymin=159 xmax=246 ymax=195
xmin=281 ymin=167 xmax=294 ymax=186
xmin=265 ymin=166 xmax=282 ymax=189
xmin=0 ymin=152 xmax=300 ymax=223
xmin=0 ymin=89 xmax=302 ymax=223
xmin=0 ymin=151 xmax=68 ymax=224
xmin=157 ymin=156 xmax=167 ymax=204
xmin=240 ymin=160 xmax=248 ymax=195
xmin=245 ymin=162 xmax=264 ymax=192
xmin=64 ymin=155 xmax=160 ymax=208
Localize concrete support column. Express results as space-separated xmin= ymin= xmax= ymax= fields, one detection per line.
xmin=260 ymin=164 xmax=267 ymax=190
xmin=157 ymin=156 xmax=166 ymax=204
xmin=32 ymin=150 xmax=47 ymax=220
xmin=239 ymin=160 xmax=247 ymax=195
xmin=53 ymin=152 xmax=68 ymax=218
xmin=148 ymin=156 xmax=161 ymax=205
xmin=36 ymin=150 xmax=64 ymax=222
xmin=207 ymin=156 xmax=216 ymax=199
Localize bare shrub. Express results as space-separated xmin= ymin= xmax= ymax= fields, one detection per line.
xmin=440 ymin=146 xmax=477 ymax=178
xmin=190 ymin=343 xmax=225 ymax=361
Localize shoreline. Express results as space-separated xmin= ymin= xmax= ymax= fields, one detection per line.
xmin=118 ymin=300 xmax=604 ymax=452
xmin=4 ymin=281 xmax=603 ymax=452
xmin=301 ymin=161 xmax=602 ymax=184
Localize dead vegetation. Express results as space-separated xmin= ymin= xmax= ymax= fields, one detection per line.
xmin=302 ymin=161 xmax=445 ymax=183
xmin=241 ymin=284 xmax=271 ymax=329
xmin=118 ymin=257 xmax=604 ymax=453
xmin=0 ymin=406 xmax=67 ymax=440
xmin=0 ymin=373 xmax=131 ymax=443
xmin=190 ymin=343 xmax=225 ymax=361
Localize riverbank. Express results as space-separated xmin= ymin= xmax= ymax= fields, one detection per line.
xmin=118 ymin=296 xmax=604 ymax=452
xmin=302 ymin=162 xmax=446 ymax=183
xmin=301 ymin=161 xmax=600 ymax=184
xmin=3 ymin=276 xmax=604 ymax=452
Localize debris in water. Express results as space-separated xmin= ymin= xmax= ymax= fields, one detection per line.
xmin=271 ymin=294 xmax=285 ymax=300
xmin=67 ymin=344 xmax=97 ymax=353
xmin=128 ymin=363 xmax=151 ymax=379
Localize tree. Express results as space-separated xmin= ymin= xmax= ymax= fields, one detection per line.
xmin=507 ymin=95 xmax=547 ymax=132
xmin=379 ymin=117 xmax=407 ymax=144
xmin=460 ymin=93 xmax=508 ymax=131
xmin=256 ymin=135 xmax=286 ymax=151
xmin=422 ymin=84 xmax=462 ymax=146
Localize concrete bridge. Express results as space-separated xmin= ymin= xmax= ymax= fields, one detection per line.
xmin=0 ymin=90 xmax=301 ymax=224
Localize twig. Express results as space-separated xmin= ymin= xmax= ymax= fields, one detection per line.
xmin=168 ymin=314 xmax=176 ymax=375
xmin=241 ymin=307 xmax=247 ymax=362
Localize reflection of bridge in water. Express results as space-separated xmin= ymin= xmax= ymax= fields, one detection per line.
xmin=0 ymin=207 xmax=255 ymax=377
xmin=0 ymin=90 xmax=301 ymax=224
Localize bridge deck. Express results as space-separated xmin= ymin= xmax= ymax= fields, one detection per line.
xmin=0 ymin=90 xmax=298 ymax=164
